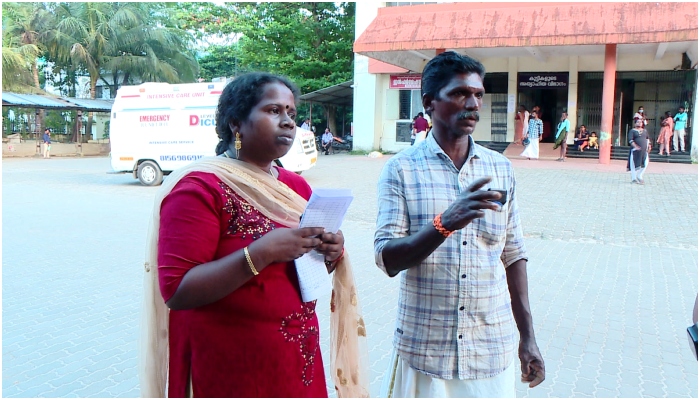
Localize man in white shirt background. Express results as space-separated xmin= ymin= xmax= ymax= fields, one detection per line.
xmin=321 ymin=127 xmax=334 ymax=155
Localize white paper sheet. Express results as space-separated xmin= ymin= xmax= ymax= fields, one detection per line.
xmin=295 ymin=188 xmax=353 ymax=302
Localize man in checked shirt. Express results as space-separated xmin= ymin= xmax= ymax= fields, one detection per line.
xmin=375 ymin=51 xmax=545 ymax=397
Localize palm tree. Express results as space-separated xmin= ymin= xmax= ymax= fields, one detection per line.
xmin=102 ymin=3 xmax=199 ymax=94
xmin=53 ymin=2 xmax=198 ymax=98
xmin=3 ymin=2 xmax=57 ymax=135
xmin=1 ymin=31 xmax=40 ymax=92
xmin=52 ymin=2 xmax=199 ymax=135
xmin=2 ymin=2 xmax=54 ymax=90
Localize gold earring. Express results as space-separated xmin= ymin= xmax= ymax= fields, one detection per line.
xmin=234 ymin=132 xmax=241 ymax=158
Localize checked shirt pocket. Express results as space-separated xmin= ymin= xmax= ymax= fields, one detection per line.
xmin=476 ymin=208 xmax=507 ymax=247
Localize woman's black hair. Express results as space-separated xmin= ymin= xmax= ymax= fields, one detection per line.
xmin=215 ymin=72 xmax=300 ymax=155
xmin=421 ymin=51 xmax=485 ymax=116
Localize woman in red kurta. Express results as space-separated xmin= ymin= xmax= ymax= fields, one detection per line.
xmin=159 ymin=167 xmax=328 ymax=397
xmin=140 ymin=73 xmax=365 ymax=398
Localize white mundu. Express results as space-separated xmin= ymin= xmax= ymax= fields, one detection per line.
xmin=381 ymin=349 xmax=516 ymax=398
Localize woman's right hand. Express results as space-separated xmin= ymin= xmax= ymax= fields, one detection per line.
xmin=251 ymin=227 xmax=325 ymax=265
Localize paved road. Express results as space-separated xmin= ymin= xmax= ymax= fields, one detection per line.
xmin=2 ymin=154 xmax=698 ymax=397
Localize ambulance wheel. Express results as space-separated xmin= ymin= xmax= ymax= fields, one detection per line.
xmin=137 ymin=161 xmax=163 ymax=186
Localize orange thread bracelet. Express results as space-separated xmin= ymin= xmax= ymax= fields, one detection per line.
xmin=325 ymin=248 xmax=345 ymax=273
xmin=331 ymin=247 xmax=345 ymax=263
xmin=433 ymin=213 xmax=453 ymax=238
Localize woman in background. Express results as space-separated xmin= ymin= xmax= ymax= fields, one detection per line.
xmin=627 ymin=119 xmax=650 ymax=185
xmin=520 ymin=109 xmax=543 ymax=160
xmin=657 ymin=111 xmax=673 ymax=156
xmin=574 ymin=125 xmax=589 ymax=152
xmin=514 ymin=105 xmax=529 ymax=145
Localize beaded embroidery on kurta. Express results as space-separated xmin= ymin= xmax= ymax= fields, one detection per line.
xmin=219 ymin=182 xmax=276 ymax=240
xmin=280 ymin=301 xmax=319 ymax=386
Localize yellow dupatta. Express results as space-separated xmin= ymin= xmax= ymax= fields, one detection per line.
xmin=139 ymin=157 xmax=369 ymax=398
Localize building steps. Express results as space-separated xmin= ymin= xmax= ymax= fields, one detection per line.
xmin=477 ymin=141 xmax=693 ymax=164
xmin=564 ymin=145 xmax=692 ymax=164
xmin=475 ymin=141 xmax=510 ymax=154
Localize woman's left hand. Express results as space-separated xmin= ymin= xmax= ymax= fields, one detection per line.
xmin=316 ymin=230 xmax=344 ymax=262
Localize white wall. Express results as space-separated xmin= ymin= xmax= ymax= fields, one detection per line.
xmin=693 ymin=78 xmax=699 ymax=162
xmin=352 ymin=2 xmax=384 ymax=152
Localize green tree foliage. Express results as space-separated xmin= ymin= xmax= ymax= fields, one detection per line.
xmin=50 ymin=2 xmax=199 ymax=100
xmin=176 ymin=2 xmax=355 ymax=94
xmin=3 ymin=2 xmax=200 ymax=97
xmin=2 ymin=2 xmax=53 ymax=93
xmin=197 ymin=45 xmax=244 ymax=81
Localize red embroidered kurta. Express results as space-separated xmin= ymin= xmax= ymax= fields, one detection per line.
xmin=157 ymin=168 xmax=328 ymax=398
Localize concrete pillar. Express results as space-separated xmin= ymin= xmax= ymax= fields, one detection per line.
xmin=567 ymin=56 xmax=578 ymax=144
xmin=692 ymin=73 xmax=699 ymax=162
xmin=599 ymin=44 xmax=617 ymax=164
xmin=506 ymin=57 xmax=518 ymax=143
xmin=76 ymin=109 xmax=83 ymax=155
xmin=34 ymin=108 xmax=41 ymax=156
xmin=352 ymin=2 xmax=382 ymax=151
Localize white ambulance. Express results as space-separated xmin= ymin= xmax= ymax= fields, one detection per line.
xmin=109 ymin=81 xmax=317 ymax=186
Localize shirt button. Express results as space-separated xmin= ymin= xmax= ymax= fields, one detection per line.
xmin=459 ymin=306 xmax=465 ymax=311
xmin=458 ymin=334 xmax=463 ymax=339
xmin=462 ymin=241 xmax=467 ymax=245
xmin=461 ymin=274 xmax=466 ymax=278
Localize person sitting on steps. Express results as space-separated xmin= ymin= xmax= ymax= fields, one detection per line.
xmin=588 ymin=132 xmax=598 ymax=150
xmin=574 ymin=125 xmax=589 ymax=152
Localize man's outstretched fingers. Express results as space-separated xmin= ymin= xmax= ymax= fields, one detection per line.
xmin=466 ymin=176 xmax=492 ymax=192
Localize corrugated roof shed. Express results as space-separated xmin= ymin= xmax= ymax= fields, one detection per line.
xmin=2 ymin=92 xmax=113 ymax=112
xmin=299 ymin=81 xmax=353 ymax=107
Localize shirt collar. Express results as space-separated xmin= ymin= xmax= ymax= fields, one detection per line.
xmin=426 ymin=131 xmax=482 ymax=167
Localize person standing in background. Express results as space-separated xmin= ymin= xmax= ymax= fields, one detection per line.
xmin=412 ymin=112 xmax=430 ymax=145
xmin=627 ymin=119 xmax=650 ymax=185
xmin=520 ymin=109 xmax=543 ymax=160
xmin=514 ymin=105 xmax=529 ymax=145
xmin=553 ymin=112 xmax=570 ymax=162
xmin=42 ymin=128 xmax=52 ymax=158
xmin=633 ymin=106 xmax=648 ymax=128
xmin=657 ymin=111 xmax=673 ymax=156
xmin=532 ymin=105 xmax=541 ymax=118
xmin=673 ymin=106 xmax=688 ymax=153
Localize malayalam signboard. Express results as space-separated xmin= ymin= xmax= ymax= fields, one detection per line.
xmin=390 ymin=74 xmax=421 ymax=90
xmin=518 ymin=73 xmax=568 ymax=89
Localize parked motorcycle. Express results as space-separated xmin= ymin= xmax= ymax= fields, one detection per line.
xmin=331 ymin=135 xmax=353 ymax=152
